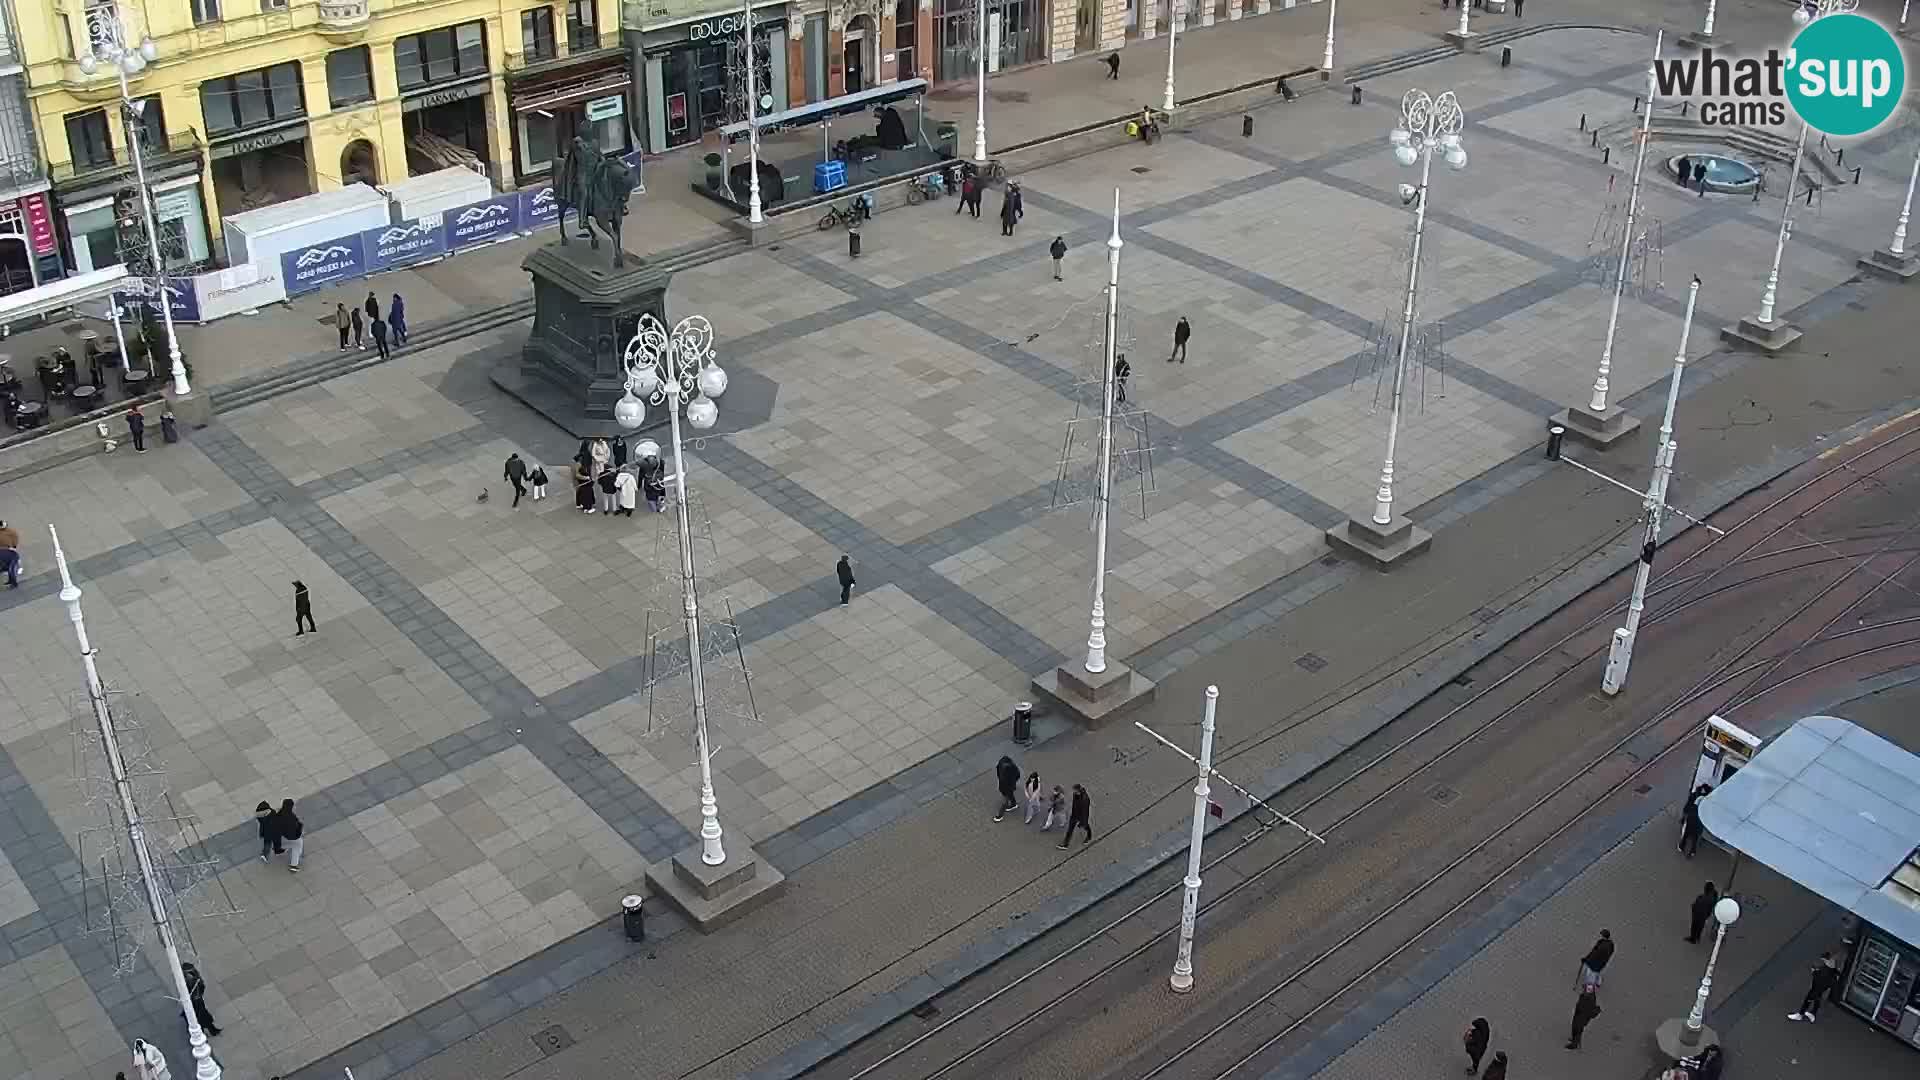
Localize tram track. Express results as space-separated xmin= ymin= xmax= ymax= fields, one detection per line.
xmin=813 ymin=420 xmax=1920 ymax=1080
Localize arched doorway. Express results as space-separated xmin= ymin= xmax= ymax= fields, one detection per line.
xmin=340 ymin=139 xmax=380 ymax=187
xmin=845 ymin=14 xmax=876 ymax=93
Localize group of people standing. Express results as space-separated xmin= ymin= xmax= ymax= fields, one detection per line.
xmin=995 ymin=755 xmax=1093 ymax=851
xmin=499 ymin=441 xmax=670 ymax=517
xmin=954 ymin=171 xmax=1025 ymax=237
xmin=335 ymin=290 xmax=409 ymax=361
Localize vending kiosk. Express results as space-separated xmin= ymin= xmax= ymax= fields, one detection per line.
xmin=1685 ymin=715 xmax=1762 ymax=851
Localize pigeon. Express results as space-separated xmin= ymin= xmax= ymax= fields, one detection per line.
xmin=477 ymin=488 xmax=489 ymax=504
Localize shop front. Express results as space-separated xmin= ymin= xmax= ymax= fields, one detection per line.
xmin=0 ymin=192 xmax=60 ymax=294
xmin=507 ymin=58 xmax=634 ymax=182
xmin=396 ymin=21 xmax=499 ymax=180
xmin=1842 ymin=923 xmax=1920 ymax=1047
xmin=54 ymin=137 xmax=212 ymax=278
xmin=934 ymin=0 xmax=1045 ymax=81
xmin=634 ymin=3 xmax=789 ymax=154
xmin=207 ymin=122 xmax=315 ymax=221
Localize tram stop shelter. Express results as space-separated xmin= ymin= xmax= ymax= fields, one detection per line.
xmin=1697 ymin=714 xmax=1920 ymax=1046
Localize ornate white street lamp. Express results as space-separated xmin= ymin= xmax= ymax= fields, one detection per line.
xmin=1889 ymin=144 xmax=1920 ymax=259
xmin=1169 ymin=685 xmax=1217 ymax=993
xmin=1371 ymin=90 xmax=1466 ymax=527
xmin=1683 ymin=896 xmax=1741 ymax=1046
xmin=1323 ymin=0 xmax=1338 ymax=72
xmin=616 ymin=313 xmax=731 ymax=866
xmin=77 ymin=12 xmax=190 ymax=398
xmin=1453 ymin=0 xmax=1472 ymax=41
xmin=974 ymin=0 xmax=989 ymax=163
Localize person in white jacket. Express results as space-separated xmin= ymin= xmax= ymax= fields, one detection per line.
xmin=132 ymin=1037 xmax=172 ymax=1080
xmin=614 ymin=466 xmax=638 ymax=517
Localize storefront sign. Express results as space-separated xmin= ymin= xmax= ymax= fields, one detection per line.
xmin=280 ymin=235 xmax=367 ymax=295
xmin=446 ymin=195 xmax=521 ymax=249
xmin=685 ymin=9 xmax=778 ymax=40
xmin=519 ymin=184 xmax=560 ymax=229
xmin=193 ymin=263 xmax=287 ymax=321
xmin=209 ymin=123 xmax=309 ymax=161
xmin=21 ymin=193 xmax=54 ymax=256
xmin=361 ymin=217 xmax=448 ymax=272
xmin=113 ymin=277 xmax=201 ymax=324
xmin=402 ymin=79 xmax=493 ymax=113
xmin=585 ymin=94 xmax=626 ymax=122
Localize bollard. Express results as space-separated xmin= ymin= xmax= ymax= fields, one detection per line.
xmin=849 ymin=225 xmax=862 ymax=258
xmin=1854 ymin=166 xmax=1863 ymax=184
xmin=1278 ymin=77 xmax=1296 ymax=101
xmin=1591 ymin=130 xmax=1599 ymax=147
xmin=1243 ymin=113 xmax=1254 ymax=137
xmin=1546 ymin=426 xmax=1566 ymax=461
xmin=1806 ymin=184 xmax=1817 ymax=205
xmin=1501 ymin=46 xmax=1512 ymax=67
xmin=1633 ymin=95 xmax=1642 ymax=111
xmin=1012 ymin=702 xmax=1034 ymax=745
xmin=1579 ymin=112 xmax=1587 ymax=130
xmin=622 ymin=895 xmax=645 ymax=941
xmin=1835 ymin=147 xmax=1845 ymax=165
xmin=1681 ymin=101 xmax=1690 ymax=116
xmin=1351 ymin=85 xmax=1363 ymax=105
xmin=1603 ymin=147 xmax=1611 ymax=164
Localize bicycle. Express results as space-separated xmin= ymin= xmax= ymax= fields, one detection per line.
xmin=961 ymin=159 xmax=1007 ymax=187
xmin=817 ymin=195 xmax=870 ymax=231
xmin=904 ymin=174 xmax=943 ymax=204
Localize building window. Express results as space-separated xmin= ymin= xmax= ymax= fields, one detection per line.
xmin=894 ymin=0 xmax=916 ymax=81
xmin=200 ymin=61 xmax=306 ymax=135
xmin=566 ymin=0 xmax=596 ymax=48
xmin=191 ymin=0 xmax=221 ymax=25
xmin=65 ymin=109 xmax=113 ymax=167
xmin=395 ymin=21 xmax=488 ymax=91
xmin=326 ymin=47 xmax=374 ymax=108
xmin=129 ymin=96 xmax=165 ymax=151
xmin=521 ymin=7 xmax=556 ymax=60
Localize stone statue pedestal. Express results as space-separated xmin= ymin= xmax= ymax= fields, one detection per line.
xmin=489 ymin=241 xmax=672 ymax=438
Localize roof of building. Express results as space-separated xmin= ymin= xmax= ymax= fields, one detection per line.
xmin=1698 ymin=714 xmax=1920 ymax=947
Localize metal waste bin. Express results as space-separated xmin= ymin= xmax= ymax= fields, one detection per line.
xmin=622 ymin=894 xmax=645 ymax=941
xmin=1012 ymin=702 xmax=1033 ymax=745
xmin=849 ymin=226 xmax=862 ymax=258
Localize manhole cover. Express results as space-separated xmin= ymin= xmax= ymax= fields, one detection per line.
xmin=1295 ymin=652 xmax=1327 ymax=673
xmin=911 ymin=1002 xmax=940 ymax=1020
xmin=1430 ymin=785 xmax=1458 ymax=804
xmin=532 ymin=1025 xmax=575 ymax=1056
xmin=1450 ymin=673 xmax=1474 ymax=688
xmin=1131 ymin=166 xmax=1152 ymax=174
xmin=1473 ymin=607 xmax=1500 ymax=625
xmin=1320 ymin=555 xmax=1343 ymax=567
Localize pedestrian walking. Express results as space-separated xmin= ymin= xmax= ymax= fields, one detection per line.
xmin=528 ymin=461 xmax=548 ymax=500
xmin=1463 ymin=1017 xmax=1490 ymax=1074
xmin=125 ymin=403 xmax=147 ymax=453
xmin=615 ymin=466 xmax=638 ymax=516
xmin=957 ymin=175 xmax=978 ymax=218
xmin=275 ymin=799 xmax=304 ymax=872
xmin=1050 ymin=235 xmax=1067 ymax=280
xmin=0 ymin=519 xmax=19 ymax=589
xmin=1105 ymin=51 xmax=1120 ymax=79
xmin=597 ymin=467 xmax=618 ymax=514
xmin=1788 ymin=953 xmax=1842 ymax=1021
xmin=371 ymin=317 xmax=392 ymax=361
xmin=1115 ymin=354 xmax=1131 ymax=405
xmin=1170 ymin=316 xmax=1191 ymax=363
xmin=1480 ymin=1051 xmax=1507 ymax=1080
xmin=335 ymin=302 xmax=351 ymax=351
xmin=1023 ymin=772 xmax=1044 ymax=824
xmin=1675 ymin=155 xmax=1691 ymax=187
xmin=1567 ymin=987 xmax=1602 ymax=1048
xmin=1042 ymin=784 xmax=1065 ymax=830
xmin=160 ymin=410 xmax=178 ymax=444
xmin=350 ymin=306 xmax=365 ymax=349
xmin=574 ymin=460 xmax=596 ymax=512
xmin=1687 ymin=881 xmax=1719 ymax=944
xmin=1578 ymin=929 xmax=1613 ymax=990
xmin=292 ymin=580 xmax=315 ymax=635
xmin=364 ymin=291 xmax=380 ymax=325
xmin=1513 ymin=0 xmax=1523 ymax=15
xmin=1679 ymin=782 xmax=1710 ymax=857
xmin=255 ymin=801 xmax=282 ymax=861
xmin=1058 ymin=783 xmax=1093 ymax=848
xmin=180 ymin=962 xmax=220 ymax=1036
xmin=131 ymin=1038 xmax=172 ymax=1080
xmin=1693 ymin=160 xmax=1707 ymax=192
xmin=999 ymin=191 xmax=1018 ymax=237
xmin=504 ymin=452 xmax=529 ymax=507
xmin=837 ymin=554 xmax=856 ymax=605
xmin=390 ymin=293 xmax=409 ymax=344
xmin=644 ymin=469 xmax=666 ymax=512
xmin=994 ymin=755 xmax=1021 ymax=820
xmin=1009 ymin=181 xmax=1024 ymax=221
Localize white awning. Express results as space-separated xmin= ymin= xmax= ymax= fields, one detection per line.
xmin=0 ymin=265 xmax=130 ymax=327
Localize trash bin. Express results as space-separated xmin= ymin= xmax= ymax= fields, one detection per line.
xmin=849 ymin=226 xmax=862 ymax=259
xmin=622 ymin=894 xmax=645 ymax=941
xmin=1012 ymin=702 xmax=1033 ymax=745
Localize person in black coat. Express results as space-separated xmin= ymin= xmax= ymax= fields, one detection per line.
xmin=1688 ymin=882 xmax=1719 ymax=944
xmin=125 ymin=403 xmax=147 ymax=453
xmin=1058 ymin=784 xmax=1093 ymax=848
xmin=504 ymin=452 xmax=529 ymax=507
xmin=293 ymin=580 xmax=315 ymax=635
xmin=1170 ymin=316 xmax=1191 ymax=363
xmin=1680 ymin=782 xmax=1710 ymax=857
xmin=364 ymin=291 xmax=380 ymax=324
xmin=1000 ymin=191 xmax=1019 ymax=237
xmin=1789 ymin=953 xmax=1842 ymax=1021
xmin=181 ymin=962 xmax=221 ymax=1036
xmin=1463 ymin=1017 xmax=1490 ymax=1074
xmin=1579 ymin=929 xmax=1614 ymax=988
xmin=1050 ymin=236 xmax=1068 ymax=280
xmin=994 ymin=755 xmax=1021 ymax=820
xmin=350 ymin=306 xmax=365 ymax=349
xmin=836 ymin=555 xmax=856 ymax=605
xmin=255 ymin=801 xmax=282 ymax=861
xmin=276 ymin=798 xmax=305 ymax=872
xmin=1480 ymin=1050 xmax=1507 ymax=1080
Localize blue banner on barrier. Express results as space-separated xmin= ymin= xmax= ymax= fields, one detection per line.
xmin=447 ymin=195 xmax=520 ymax=250
xmin=519 ymin=184 xmax=559 ymax=230
xmin=281 ymin=236 xmax=367 ymax=295
xmin=113 ymin=277 xmax=202 ymax=324
xmin=362 ymin=217 xmax=448 ymax=272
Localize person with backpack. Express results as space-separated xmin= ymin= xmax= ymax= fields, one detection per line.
xmin=274 ymin=799 xmax=304 ymax=872
xmin=1463 ymin=1017 xmax=1490 ymax=1074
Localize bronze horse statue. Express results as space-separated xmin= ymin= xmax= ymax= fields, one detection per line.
xmin=552 ymin=136 xmax=640 ymax=268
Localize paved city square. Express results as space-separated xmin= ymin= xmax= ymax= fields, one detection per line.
xmin=0 ymin=22 xmax=1911 ymax=1080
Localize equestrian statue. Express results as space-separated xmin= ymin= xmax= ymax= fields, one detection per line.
xmin=553 ymin=136 xmax=641 ymax=269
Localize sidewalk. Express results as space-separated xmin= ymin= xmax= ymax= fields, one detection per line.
xmin=1304 ymin=675 xmax=1920 ymax=1080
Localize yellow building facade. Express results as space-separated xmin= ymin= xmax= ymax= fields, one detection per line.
xmin=22 ymin=0 xmax=628 ymax=267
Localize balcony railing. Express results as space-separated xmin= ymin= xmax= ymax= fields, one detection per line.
xmin=50 ymin=129 xmax=200 ymax=187
xmin=0 ymin=1 xmax=20 ymax=72
xmin=317 ymin=0 xmax=370 ymax=30
xmin=506 ymin=29 xmax=619 ymax=72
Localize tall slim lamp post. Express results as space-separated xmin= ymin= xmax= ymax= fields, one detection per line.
xmin=974 ymin=0 xmax=989 ymax=163
xmin=1169 ymin=685 xmax=1218 ymax=993
xmin=78 ymin=12 xmax=189 ymax=399
xmin=1861 ymin=141 xmax=1920 ymax=278
xmin=1328 ymin=89 xmax=1465 ymax=567
xmin=53 ymin=527 xmax=222 ymax=1080
xmin=1322 ymin=0 xmax=1337 ymax=72
xmin=1684 ymin=898 xmax=1741 ymax=1046
xmin=1555 ymin=31 xmax=1661 ymax=448
xmin=1083 ymin=192 xmax=1123 ymax=676
xmin=1164 ymin=0 xmax=1181 ymax=111
xmin=616 ymin=314 xmax=731 ymax=865
xmin=741 ymin=0 xmax=763 ymax=225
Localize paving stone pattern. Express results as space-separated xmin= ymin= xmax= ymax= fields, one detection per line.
xmin=0 ymin=27 xmax=1909 ymax=1080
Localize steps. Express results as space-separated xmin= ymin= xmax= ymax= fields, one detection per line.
xmin=1343 ymin=21 xmax=1636 ymax=85
xmin=210 ymin=237 xmax=749 ymax=415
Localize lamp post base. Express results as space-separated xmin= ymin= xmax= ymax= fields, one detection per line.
xmin=1326 ymin=512 xmax=1432 ymax=569
xmin=1654 ymin=1016 xmax=1720 ymax=1060
xmin=644 ymin=841 xmax=787 ymax=933
xmin=1719 ymin=314 xmax=1803 ymax=353
xmin=1032 ymin=659 xmax=1158 ymax=729
xmin=1549 ymin=403 xmax=1642 ymax=450
xmin=1859 ymin=247 xmax=1920 ymax=281
xmin=165 ymin=386 xmax=213 ymax=430
xmin=1679 ymin=31 xmax=1726 ymax=49
xmin=1445 ymin=28 xmax=1482 ymax=48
